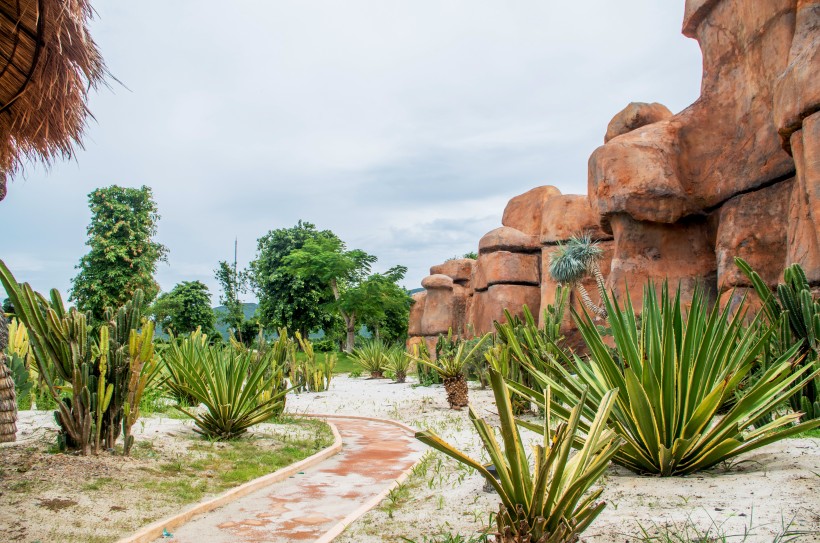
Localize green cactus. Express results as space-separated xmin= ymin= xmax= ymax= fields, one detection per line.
xmin=736 ymin=258 xmax=820 ymax=420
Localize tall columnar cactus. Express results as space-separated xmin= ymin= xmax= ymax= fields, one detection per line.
xmin=122 ymin=319 xmax=159 ymax=455
xmin=0 ymin=310 xmax=17 ymax=443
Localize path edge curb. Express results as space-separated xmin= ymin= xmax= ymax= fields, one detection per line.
xmin=300 ymin=413 xmax=421 ymax=543
xmin=115 ymin=419 xmax=344 ymax=543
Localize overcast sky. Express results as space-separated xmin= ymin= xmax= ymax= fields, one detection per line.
xmin=0 ymin=1 xmax=703 ymax=306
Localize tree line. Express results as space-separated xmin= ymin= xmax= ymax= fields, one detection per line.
xmin=26 ymin=185 xmax=412 ymax=352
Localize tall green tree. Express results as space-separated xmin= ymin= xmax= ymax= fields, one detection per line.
xmin=250 ymin=221 xmax=337 ymax=336
xmin=70 ymin=185 xmax=167 ymax=322
xmin=215 ymin=260 xmax=249 ymax=342
xmin=283 ymin=236 xmax=381 ymax=352
xmin=151 ymin=281 xmax=216 ymax=337
xmin=354 ymin=266 xmax=413 ymax=343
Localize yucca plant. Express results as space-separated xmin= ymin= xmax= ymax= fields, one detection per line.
xmin=417 ymin=367 xmax=621 ymax=543
xmin=736 ymin=257 xmax=820 ymax=419
xmin=351 ymin=338 xmax=390 ymax=378
xmin=385 ymin=345 xmax=412 ymax=383
xmin=292 ymin=332 xmax=334 ymax=392
xmin=162 ymin=328 xmax=210 ymax=406
xmin=505 ymin=282 xmax=820 ymax=476
xmin=167 ymin=346 xmax=288 ymax=440
xmin=412 ymin=334 xmax=490 ymax=408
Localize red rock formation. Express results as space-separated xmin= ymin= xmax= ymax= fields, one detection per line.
xmin=407 ymin=0 xmax=819 ymax=348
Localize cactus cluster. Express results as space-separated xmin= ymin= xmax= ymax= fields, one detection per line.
xmin=0 ymin=259 xmax=157 ymax=455
xmin=737 ymin=258 xmax=820 ymax=420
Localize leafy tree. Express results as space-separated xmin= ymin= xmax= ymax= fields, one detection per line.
xmin=151 ymin=281 xmax=216 ymax=337
xmin=214 ymin=260 xmax=250 ymax=342
xmin=463 ymin=251 xmax=478 ymax=260
xmin=70 ymin=185 xmax=167 ymax=322
xmin=354 ymin=266 xmax=412 ymax=343
xmin=283 ymin=236 xmax=384 ymax=352
xmin=250 ymin=221 xmax=338 ymax=336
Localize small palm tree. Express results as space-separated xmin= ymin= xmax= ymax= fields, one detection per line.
xmin=549 ymin=232 xmax=607 ymax=320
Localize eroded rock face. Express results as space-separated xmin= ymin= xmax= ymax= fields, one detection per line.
xmin=715 ymin=180 xmax=793 ymax=289
xmin=502 ymin=185 xmax=562 ymax=236
xmin=408 ymin=0 xmax=818 ymax=345
xmin=469 ymin=284 xmax=541 ymax=335
xmin=606 ymin=214 xmax=717 ymax=308
xmin=479 ymin=227 xmax=540 ymax=254
xmin=604 ymin=102 xmax=673 ymax=143
xmin=541 ymin=194 xmax=611 ymax=243
xmin=473 ymin=251 xmax=540 ymax=291
xmin=430 ymin=259 xmax=475 ymax=287
xmin=788 ymin=114 xmax=820 ymax=283
xmin=408 ymin=291 xmax=426 ymax=337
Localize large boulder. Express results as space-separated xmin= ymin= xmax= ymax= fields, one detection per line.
xmin=469 ymin=284 xmax=541 ymax=336
xmin=430 ymin=258 xmax=475 ymax=287
xmin=541 ymin=194 xmax=611 ymax=243
xmin=479 ymin=227 xmax=540 ymax=254
xmin=473 ymin=251 xmax=540 ymax=291
xmin=407 ymin=291 xmax=426 ymax=337
xmin=604 ymin=102 xmax=674 ymax=143
xmin=715 ymin=180 xmax=793 ymax=289
xmin=420 ymin=275 xmax=455 ymax=336
xmin=501 ymin=186 xmax=562 ymax=236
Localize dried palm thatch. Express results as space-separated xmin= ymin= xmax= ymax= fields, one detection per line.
xmin=0 ymin=0 xmax=106 ymax=201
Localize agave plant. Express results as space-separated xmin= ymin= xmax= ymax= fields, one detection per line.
xmin=504 ymin=282 xmax=820 ymax=476
xmin=351 ymin=339 xmax=390 ymax=378
xmin=167 ymin=346 xmax=288 ymax=440
xmin=416 ymin=368 xmax=621 ymax=543
xmin=385 ymin=345 xmax=412 ymax=383
xmin=162 ymin=328 xmax=210 ymax=406
xmin=411 ymin=334 xmax=489 ymax=409
xmin=736 ymin=258 xmax=819 ymax=419
xmin=548 ymin=233 xmax=607 ymax=320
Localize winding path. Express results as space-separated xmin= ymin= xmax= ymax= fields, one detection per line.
xmin=155 ymin=416 xmax=425 ymax=543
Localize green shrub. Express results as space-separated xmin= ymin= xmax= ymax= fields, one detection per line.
xmin=505 ymin=282 xmax=820 ymax=476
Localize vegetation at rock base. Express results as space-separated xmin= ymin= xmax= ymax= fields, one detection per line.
xmin=503 ymin=282 xmax=820 ymax=476
xmin=736 ymin=257 xmax=820 ymax=420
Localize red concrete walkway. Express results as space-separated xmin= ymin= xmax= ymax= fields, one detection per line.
xmin=156 ymin=417 xmax=424 ymax=543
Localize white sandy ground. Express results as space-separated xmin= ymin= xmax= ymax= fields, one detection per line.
xmin=288 ymin=376 xmax=820 ymax=543
xmin=9 ymin=376 xmax=820 ymax=543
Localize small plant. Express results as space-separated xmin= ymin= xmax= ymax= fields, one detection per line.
xmin=412 ymin=333 xmax=489 ymax=409
xmin=385 ymin=346 xmax=412 ymax=383
xmin=416 ymin=367 xmax=621 ymax=543
xmin=351 ymin=339 xmax=390 ymax=378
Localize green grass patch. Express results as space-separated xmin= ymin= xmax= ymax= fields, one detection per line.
xmin=792 ymin=427 xmax=820 ymax=439
xmin=293 ymin=351 xmax=359 ymax=374
xmin=137 ymin=417 xmax=334 ymax=503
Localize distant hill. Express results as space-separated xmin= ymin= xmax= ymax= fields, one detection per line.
xmin=408 ymin=287 xmax=424 ymax=295
xmin=213 ymin=302 xmax=258 ymax=339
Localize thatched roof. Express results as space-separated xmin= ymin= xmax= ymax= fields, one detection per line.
xmin=0 ymin=0 xmax=106 ymax=201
